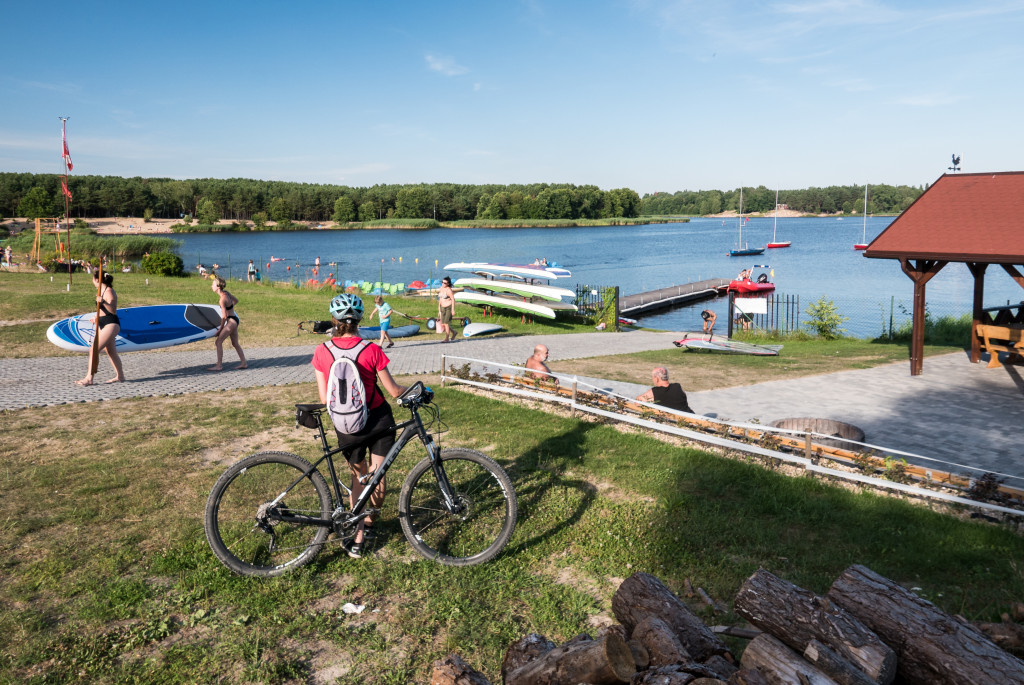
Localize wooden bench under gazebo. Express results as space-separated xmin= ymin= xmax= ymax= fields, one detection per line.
xmin=864 ymin=171 xmax=1024 ymax=375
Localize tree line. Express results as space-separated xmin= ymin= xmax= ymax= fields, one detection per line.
xmin=0 ymin=173 xmax=642 ymax=223
xmin=639 ymin=184 xmax=925 ymax=216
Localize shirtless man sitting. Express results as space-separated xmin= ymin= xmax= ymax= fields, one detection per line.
xmin=525 ymin=344 xmax=558 ymax=385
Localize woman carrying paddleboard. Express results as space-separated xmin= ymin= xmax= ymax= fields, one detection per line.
xmin=76 ymin=271 xmax=126 ymax=386
xmin=208 ymin=276 xmax=248 ymax=371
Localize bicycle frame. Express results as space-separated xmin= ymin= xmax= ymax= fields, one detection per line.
xmin=267 ymin=401 xmax=459 ymax=529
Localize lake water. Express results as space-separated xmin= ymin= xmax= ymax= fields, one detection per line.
xmin=169 ymin=218 xmax=1023 ymax=338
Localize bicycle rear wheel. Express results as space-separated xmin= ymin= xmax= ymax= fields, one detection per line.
xmin=398 ymin=448 xmax=517 ymax=566
xmin=205 ymin=451 xmax=333 ymax=577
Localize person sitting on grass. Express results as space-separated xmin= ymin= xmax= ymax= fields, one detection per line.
xmin=636 ymin=367 xmax=692 ymax=413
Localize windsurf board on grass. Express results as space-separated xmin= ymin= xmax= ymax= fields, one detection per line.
xmin=672 ymin=337 xmax=782 ymax=356
xmin=453 ymin=277 xmax=574 ymax=302
xmin=454 ymin=292 xmax=557 ymax=319
xmin=444 ymin=262 xmax=571 ymax=280
xmin=46 ymin=304 xmax=224 ymax=353
xmin=463 ymin=323 xmax=503 ymax=338
xmin=358 ymin=324 xmax=420 ymax=339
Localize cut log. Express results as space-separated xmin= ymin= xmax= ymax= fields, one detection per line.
xmin=734 ymin=569 xmax=895 ymax=684
xmin=703 ymin=654 xmax=740 ymax=681
xmin=828 ymin=563 xmax=1024 ymax=685
xmin=973 ymin=621 xmax=1024 ymax=652
xmin=711 ymin=625 xmax=762 ymax=640
xmin=613 ymin=572 xmax=732 ymax=662
xmin=505 ymin=632 xmax=635 ymax=685
xmin=630 ymin=666 xmax=695 ymax=684
xmin=728 ymin=668 xmax=771 ymax=685
xmin=501 ymin=632 xmax=557 ymax=681
xmin=628 ymin=639 xmax=651 ymax=670
xmin=633 ymin=615 xmax=692 ymax=667
xmin=803 ymin=639 xmax=875 ymax=685
xmin=430 ymin=652 xmax=492 ymax=685
xmin=739 ymin=634 xmax=839 ymax=685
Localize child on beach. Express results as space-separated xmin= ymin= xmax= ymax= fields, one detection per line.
xmin=370 ymin=295 xmax=394 ymax=348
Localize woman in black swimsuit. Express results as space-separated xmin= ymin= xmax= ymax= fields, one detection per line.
xmin=76 ymin=272 xmax=125 ymax=385
xmin=208 ymin=276 xmax=248 ymax=371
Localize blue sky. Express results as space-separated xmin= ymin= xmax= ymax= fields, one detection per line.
xmin=2 ymin=0 xmax=1023 ymax=194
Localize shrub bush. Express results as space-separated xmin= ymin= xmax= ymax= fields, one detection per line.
xmin=804 ymin=297 xmax=848 ymax=340
xmin=142 ymin=252 xmax=186 ymax=277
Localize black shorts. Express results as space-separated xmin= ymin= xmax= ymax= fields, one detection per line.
xmin=335 ymin=402 xmax=396 ymax=465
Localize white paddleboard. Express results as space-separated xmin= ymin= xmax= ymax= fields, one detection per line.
xmin=453 ymin=277 xmax=575 ymax=302
xmin=454 ymin=292 xmax=557 ymax=319
xmin=444 ymin=262 xmax=572 ymax=280
xmin=462 ymin=323 xmax=503 ymax=338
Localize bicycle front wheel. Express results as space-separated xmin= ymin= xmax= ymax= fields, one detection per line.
xmin=398 ymin=448 xmax=517 ymax=566
xmin=205 ymin=451 xmax=333 ymax=577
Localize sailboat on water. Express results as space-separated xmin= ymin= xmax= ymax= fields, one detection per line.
xmin=728 ymin=188 xmax=765 ymax=257
xmin=766 ymin=187 xmax=791 ymax=249
xmin=854 ymin=184 xmax=869 ymax=250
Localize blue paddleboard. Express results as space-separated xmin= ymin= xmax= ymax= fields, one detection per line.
xmin=46 ymin=304 xmax=225 ymax=352
xmin=357 ymin=324 xmax=420 ymax=339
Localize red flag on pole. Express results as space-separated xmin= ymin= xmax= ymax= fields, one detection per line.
xmin=62 ymin=129 xmax=73 ymax=171
xmin=62 ymin=180 xmax=73 ymax=201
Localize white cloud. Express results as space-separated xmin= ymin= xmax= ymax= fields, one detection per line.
xmin=425 ymin=54 xmax=469 ymax=76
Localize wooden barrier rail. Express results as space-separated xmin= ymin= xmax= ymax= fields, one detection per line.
xmin=494 ymin=373 xmax=1024 ymax=506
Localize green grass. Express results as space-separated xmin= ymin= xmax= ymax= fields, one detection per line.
xmin=1 ymin=383 xmax=1021 ymax=683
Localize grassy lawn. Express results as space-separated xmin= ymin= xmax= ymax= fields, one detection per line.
xmin=1 ymin=383 xmax=1022 ymax=683
xmin=0 ymin=271 xmax=596 ymax=358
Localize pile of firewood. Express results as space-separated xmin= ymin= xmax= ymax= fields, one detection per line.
xmin=431 ymin=564 xmax=1024 ymax=684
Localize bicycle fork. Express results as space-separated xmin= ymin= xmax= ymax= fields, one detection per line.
xmin=425 ymin=439 xmax=464 ymax=515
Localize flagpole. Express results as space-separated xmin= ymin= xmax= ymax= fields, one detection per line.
xmin=59 ymin=117 xmax=72 ymax=287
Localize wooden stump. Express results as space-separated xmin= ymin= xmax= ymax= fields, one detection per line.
xmin=501 ymin=632 xmax=557 ymax=681
xmin=739 ymin=634 xmax=839 ymax=685
xmin=828 ymin=564 xmax=1024 ymax=685
xmin=734 ymin=569 xmax=895 ymax=684
xmin=803 ymin=639 xmax=875 ymax=685
xmin=613 ymin=572 xmax=732 ymax=662
xmin=728 ymin=668 xmax=771 ymax=685
xmin=633 ymin=615 xmax=692 ymax=667
xmin=430 ymin=652 xmax=491 ymax=685
xmin=504 ymin=631 xmax=636 ymax=685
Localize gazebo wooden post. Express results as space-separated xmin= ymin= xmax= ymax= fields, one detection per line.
xmin=966 ymin=262 xmax=988 ymax=363
xmin=1001 ymin=264 xmax=1024 ymax=294
xmin=900 ymin=258 xmax=947 ymax=375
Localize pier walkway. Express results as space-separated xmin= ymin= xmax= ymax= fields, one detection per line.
xmin=619 ymin=279 xmax=729 ymax=317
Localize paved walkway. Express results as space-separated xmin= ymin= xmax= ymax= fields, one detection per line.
xmin=3 ymin=331 xmax=1022 ymax=481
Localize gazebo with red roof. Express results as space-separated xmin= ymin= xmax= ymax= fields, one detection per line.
xmin=864 ymin=171 xmax=1024 ymax=375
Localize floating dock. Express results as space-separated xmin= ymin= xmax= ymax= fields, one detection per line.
xmin=619 ymin=279 xmax=729 ymax=317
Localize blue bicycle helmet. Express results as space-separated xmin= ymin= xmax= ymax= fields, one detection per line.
xmin=329 ymin=293 xmax=364 ymax=322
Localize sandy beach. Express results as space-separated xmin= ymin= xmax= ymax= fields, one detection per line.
xmin=5 ymin=209 xmax=828 ymax=237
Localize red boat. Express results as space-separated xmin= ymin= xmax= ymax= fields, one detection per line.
xmin=728 ymin=265 xmax=775 ymax=294
xmin=728 ymin=278 xmax=775 ymax=294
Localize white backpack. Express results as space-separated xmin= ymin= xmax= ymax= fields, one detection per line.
xmin=324 ymin=340 xmax=371 ymax=434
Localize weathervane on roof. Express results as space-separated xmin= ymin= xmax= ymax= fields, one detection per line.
xmin=948 ymin=154 xmax=961 ymax=173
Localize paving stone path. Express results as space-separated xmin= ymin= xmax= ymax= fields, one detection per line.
xmin=3 ymin=331 xmax=1022 ymax=481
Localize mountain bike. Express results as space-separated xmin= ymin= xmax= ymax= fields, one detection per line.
xmin=204 ymin=382 xmax=517 ymax=577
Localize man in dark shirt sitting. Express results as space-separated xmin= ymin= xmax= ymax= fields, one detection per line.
xmin=636 ymin=367 xmax=692 ymax=413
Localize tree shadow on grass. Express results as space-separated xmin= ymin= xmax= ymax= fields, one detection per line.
xmin=501 ymin=420 xmax=602 ymax=558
